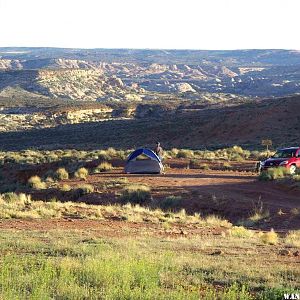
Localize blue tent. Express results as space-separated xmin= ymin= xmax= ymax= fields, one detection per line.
xmin=125 ymin=148 xmax=163 ymax=174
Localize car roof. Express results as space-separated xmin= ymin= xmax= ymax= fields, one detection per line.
xmin=278 ymin=147 xmax=300 ymax=151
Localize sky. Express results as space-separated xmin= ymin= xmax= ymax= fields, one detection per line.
xmin=0 ymin=0 xmax=299 ymax=50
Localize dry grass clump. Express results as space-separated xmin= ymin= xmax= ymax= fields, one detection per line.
xmin=229 ymin=226 xmax=254 ymax=238
xmin=120 ymin=184 xmax=151 ymax=205
xmin=198 ymin=163 xmax=210 ymax=170
xmin=76 ymin=184 xmax=94 ymax=195
xmin=45 ymin=176 xmax=54 ymax=183
xmin=93 ymin=162 xmax=113 ymax=173
xmin=28 ymin=176 xmax=47 ymax=190
xmin=60 ymin=184 xmax=71 ymax=192
xmin=222 ymin=162 xmax=232 ymax=170
xmin=102 ymin=178 xmax=128 ymax=190
xmin=1 ymin=192 xmax=31 ymax=204
xmin=247 ymin=210 xmax=270 ymax=225
xmin=168 ymin=148 xmax=179 ymax=158
xmin=55 ymin=168 xmax=69 ymax=180
xmin=259 ymin=229 xmax=278 ymax=245
xmin=189 ymin=160 xmax=210 ymax=170
xmin=204 ymin=215 xmax=232 ymax=228
xmin=0 ymin=192 xmax=232 ymax=227
xmin=290 ymin=207 xmax=300 ymax=216
xmin=74 ymin=167 xmax=89 ymax=180
xmin=106 ymin=147 xmax=117 ymax=158
xmin=285 ymin=230 xmax=300 ymax=247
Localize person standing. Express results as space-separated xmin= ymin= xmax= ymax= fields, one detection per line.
xmin=154 ymin=141 xmax=163 ymax=161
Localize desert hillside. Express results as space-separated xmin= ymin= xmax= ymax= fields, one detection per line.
xmin=1 ymin=95 xmax=299 ymax=150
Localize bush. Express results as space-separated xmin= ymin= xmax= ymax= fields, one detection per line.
xmin=285 ymin=230 xmax=300 ymax=247
xmin=1 ymin=192 xmax=31 ymax=205
xmin=260 ymin=229 xmax=278 ymax=245
xmin=96 ymin=150 xmax=111 ymax=161
xmin=106 ymin=147 xmax=117 ymax=157
xmin=202 ymin=151 xmax=216 ymax=160
xmin=28 ymin=176 xmax=46 ymax=190
xmin=176 ymin=149 xmax=194 ymax=159
xmin=76 ymin=184 xmax=94 ymax=196
xmin=229 ymin=226 xmax=254 ymax=238
xmin=74 ymin=167 xmax=89 ymax=180
xmin=169 ymin=148 xmax=179 ymax=158
xmin=259 ymin=167 xmax=289 ymax=181
xmin=120 ymin=184 xmax=151 ymax=205
xmin=60 ymin=184 xmax=71 ymax=192
xmin=45 ymin=177 xmax=54 ymax=183
xmin=159 ymin=195 xmax=183 ymax=211
xmin=189 ymin=160 xmax=210 ymax=170
xmin=93 ymin=162 xmax=113 ymax=173
xmin=199 ymin=163 xmax=210 ymax=170
xmin=222 ymin=162 xmax=232 ymax=170
xmin=55 ymin=168 xmax=69 ymax=180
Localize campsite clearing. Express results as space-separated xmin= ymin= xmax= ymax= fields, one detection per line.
xmin=6 ymin=157 xmax=298 ymax=231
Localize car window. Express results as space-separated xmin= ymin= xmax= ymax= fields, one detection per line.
xmin=273 ymin=149 xmax=297 ymax=158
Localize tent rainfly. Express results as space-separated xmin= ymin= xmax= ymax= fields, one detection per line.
xmin=124 ymin=148 xmax=163 ymax=174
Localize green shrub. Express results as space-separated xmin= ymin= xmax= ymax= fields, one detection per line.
xmin=159 ymin=195 xmax=183 ymax=211
xmin=55 ymin=168 xmax=69 ymax=180
xmin=120 ymin=184 xmax=151 ymax=205
xmin=259 ymin=167 xmax=289 ymax=181
xmin=28 ymin=176 xmax=46 ymax=190
xmin=176 ymin=149 xmax=194 ymax=159
xmin=93 ymin=162 xmax=113 ymax=173
xmin=74 ymin=167 xmax=89 ymax=180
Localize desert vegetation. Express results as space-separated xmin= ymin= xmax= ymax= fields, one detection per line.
xmin=0 ymin=146 xmax=268 ymax=166
xmin=0 ymin=216 xmax=298 ymax=299
xmin=0 ymin=144 xmax=299 ymax=299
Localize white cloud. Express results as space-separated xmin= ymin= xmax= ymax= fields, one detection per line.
xmin=0 ymin=0 xmax=299 ymax=49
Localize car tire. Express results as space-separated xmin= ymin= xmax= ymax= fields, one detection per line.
xmin=255 ymin=162 xmax=261 ymax=173
xmin=289 ymin=164 xmax=297 ymax=175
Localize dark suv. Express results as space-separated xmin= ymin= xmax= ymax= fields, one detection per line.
xmin=259 ymin=147 xmax=300 ymax=175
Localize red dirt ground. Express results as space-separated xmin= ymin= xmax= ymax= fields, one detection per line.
xmin=5 ymin=158 xmax=300 ymax=230
xmin=86 ymin=167 xmax=300 ymax=229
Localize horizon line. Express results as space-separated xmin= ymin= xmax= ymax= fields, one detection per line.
xmin=0 ymin=46 xmax=300 ymax=52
